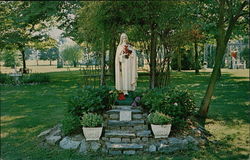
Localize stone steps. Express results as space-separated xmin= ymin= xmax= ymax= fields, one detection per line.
xmin=105 ymin=130 xmax=152 ymax=138
xmin=106 ymin=142 xmax=144 ymax=150
xmin=108 ymin=120 xmax=145 ymax=126
xmin=112 ymin=105 xmax=133 ymax=109
xmin=106 ymin=109 xmax=142 ymax=114
xmin=112 ymin=105 xmax=142 ymax=110
xmin=105 ymin=130 xmax=136 ymax=138
xmin=104 ymin=105 xmax=151 ymax=155
xmin=105 ymin=125 xmax=149 ymax=131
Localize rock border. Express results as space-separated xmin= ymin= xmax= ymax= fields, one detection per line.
xmin=38 ymin=123 xmax=208 ymax=155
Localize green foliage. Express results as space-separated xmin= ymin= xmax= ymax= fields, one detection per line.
xmin=80 ymin=112 xmax=103 ymax=127
xmin=147 ymin=112 xmax=172 ymax=125
xmin=171 ymin=49 xmax=197 ymax=70
xmin=129 ymin=89 xmax=145 ymax=100
xmin=39 ymin=47 xmax=59 ymax=62
xmin=61 ymin=45 xmax=83 ymax=67
xmin=63 ymin=86 xmax=116 ymax=134
xmin=141 ymin=87 xmax=197 ymax=129
xmin=1 ymin=49 xmax=21 ymax=68
xmin=0 ymin=73 xmax=50 ymax=84
xmin=0 ymin=74 xmax=14 ymax=84
xmin=21 ymin=73 xmax=50 ymax=83
xmin=67 ymin=86 xmax=115 ymax=116
xmin=62 ymin=113 xmax=81 ymax=135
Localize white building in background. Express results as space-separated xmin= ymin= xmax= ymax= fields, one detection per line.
xmin=203 ymin=40 xmax=248 ymax=69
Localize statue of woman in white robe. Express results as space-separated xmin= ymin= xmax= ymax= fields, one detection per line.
xmin=115 ymin=33 xmax=138 ymax=95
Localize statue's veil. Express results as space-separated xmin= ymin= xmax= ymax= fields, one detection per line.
xmin=119 ymin=33 xmax=128 ymax=45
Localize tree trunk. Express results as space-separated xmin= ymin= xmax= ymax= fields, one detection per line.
xmin=36 ymin=60 xmax=39 ymax=66
xmin=199 ymin=0 xmax=247 ymax=119
xmin=100 ymin=37 xmax=106 ymax=86
xmin=150 ymin=25 xmax=157 ymax=89
xmin=177 ymin=47 xmax=181 ymax=72
xmin=50 ymin=60 xmax=52 ymax=66
xmin=199 ymin=42 xmax=226 ymax=118
xmin=73 ymin=61 xmax=77 ymax=67
xmin=109 ymin=36 xmax=116 ymax=83
xmin=21 ymin=48 xmax=27 ymax=74
xmin=199 ymin=0 xmax=226 ymax=118
xmin=217 ymin=68 xmax=221 ymax=80
xmin=194 ymin=40 xmax=199 ymax=74
xmin=166 ymin=56 xmax=171 ymax=85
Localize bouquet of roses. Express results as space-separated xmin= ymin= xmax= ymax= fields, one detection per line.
xmin=123 ymin=45 xmax=132 ymax=59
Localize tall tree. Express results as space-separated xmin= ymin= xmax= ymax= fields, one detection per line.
xmin=61 ymin=45 xmax=83 ymax=67
xmin=39 ymin=47 xmax=59 ymax=66
xmin=0 ymin=1 xmax=74 ymax=73
xmin=198 ymin=0 xmax=248 ymax=118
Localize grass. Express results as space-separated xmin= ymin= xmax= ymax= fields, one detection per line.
xmin=1 ymin=69 xmax=249 ymax=160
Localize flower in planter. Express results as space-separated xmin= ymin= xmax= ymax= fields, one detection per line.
xmin=80 ymin=112 xmax=103 ymax=127
xmin=148 ymin=112 xmax=173 ymax=138
xmin=80 ymin=112 xmax=103 ymax=141
xmin=147 ymin=112 xmax=172 ymax=125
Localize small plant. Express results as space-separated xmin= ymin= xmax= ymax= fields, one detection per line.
xmin=80 ymin=112 xmax=103 ymax=127
xmin=148 ymin=112 xmax=172 ymax=125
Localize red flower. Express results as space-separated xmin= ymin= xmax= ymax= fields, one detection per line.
xmin=118 ymin=93 xmax=126 ymax=100
xmin=123 ymin=45 xmax=132 ymax=59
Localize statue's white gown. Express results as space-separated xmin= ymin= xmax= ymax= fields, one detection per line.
xmin=115 ymin=43 xmax=138 ymax=93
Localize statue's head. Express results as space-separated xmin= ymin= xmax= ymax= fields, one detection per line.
xmin=119 ymin=33 xmax=128 ymax=45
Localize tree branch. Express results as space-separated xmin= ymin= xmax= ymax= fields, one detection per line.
xmin=225 ymin=0 xmax=248 ymax=44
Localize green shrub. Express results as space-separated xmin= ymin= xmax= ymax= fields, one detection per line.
xmin=67 ymin=86 xmax=116 ymax=116
xmin=0 ymin=73 xmax=14 ymax=84
xmin=141 ymin=87 xmax=197 ymax=129
xmin=80 ymin=112 xmax=103 ymax=127
xmin=1 ymin=49 xmax=21 ymax=68
xmin=21 ymin=73 xmax=50 ymax=83
xmin=147 ymin=112 xmax=172 ymax=125
xmin=129 ymin=89 xmax=145 ymax=100
xmin=62 ymin=113 xmax=81 ymax=135
xmin=140 ymin=87 xmax=170 ymax=111
xmin=0 ymin=73 xmax=50 ymax=84
xmin=63 ymin=86 xmax=116 ymax=135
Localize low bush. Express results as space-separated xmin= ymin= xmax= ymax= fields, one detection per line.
xmin=21 ymin=73 xmax=50 ymax=83
xmin=0 ymin=73 xmax=50 ymax=84
xmin=67 ymin=86 xmax=116 ymax=116
xmin=0 ymin=73 xmax=14 ymax=84
xmin=80 ymin=113 xmax=103 ymax=127
xmin=147 ymin=112 xmax=172 ymax=125
xmin=62 ymin=113 xmax=81 ymax=135
xmin=63 ymin=86 xmax=116 ymax=135
xmin=141 ymin=87 xmax=197 ymax=129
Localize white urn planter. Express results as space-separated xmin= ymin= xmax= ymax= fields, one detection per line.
xmin=82 ymin=127 xmax=103 ymax=141
xmin=151 ymin=124 xmax=171 ymax=138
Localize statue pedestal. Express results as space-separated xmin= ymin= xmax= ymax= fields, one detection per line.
xmin=119 ymin=111 xmax=132 ymax=121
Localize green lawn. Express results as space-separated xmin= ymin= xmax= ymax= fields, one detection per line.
xmin=1 ymin=70 xmax=249 ymax=160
